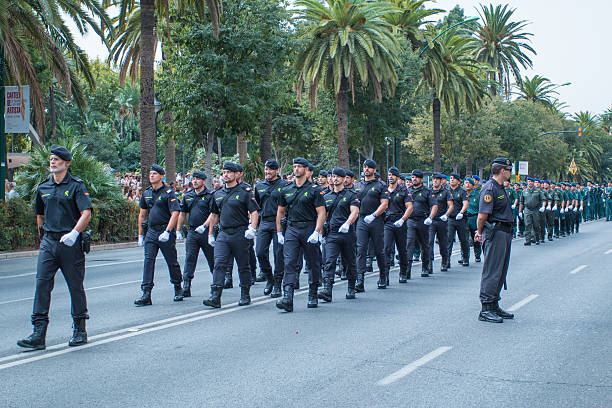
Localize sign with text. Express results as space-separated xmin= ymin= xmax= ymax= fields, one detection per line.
xmin=4 ymin=86 xmax=30 ymax=133
xmin=518 ymin=161 xmax=529 ymax=175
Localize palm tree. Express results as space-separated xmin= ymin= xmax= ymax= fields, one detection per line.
xmin=514 ymin=75 xmax=570 ymax=108
xmin=108 ymin=0 xmax=221 ymax=187
xmin=469 ymin=4 xmax=535 ymax=96
xmin=416 ymin=26 xmax=488 ymax=172
xmin=383 ymin=0 xmax=442 ymax=49
xmin=1 ymin=0 xmax=112 ymax=140
xmin=295 ymin=0 xmax=402 ymax=168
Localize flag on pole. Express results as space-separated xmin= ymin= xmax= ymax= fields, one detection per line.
xmin=569 ymin=157 xmax=577 ymax=175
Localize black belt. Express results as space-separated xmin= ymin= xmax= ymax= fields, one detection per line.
xmin=467 ymin=213 xmax=477 ymax=218
xmin=219 ymin=225 xmax=247 ymax=235
xmin=288 ymin=220 xmax=315 ymax=228
xmin=149 ymin=224 xmax=167 ymax=232
xmin=44 ymin=231 xmax=70 ymax=240
xmin=493 ymin=221 xmax=513 ymax=233
xmin=262 ymin=216 xmax=276 ymax=222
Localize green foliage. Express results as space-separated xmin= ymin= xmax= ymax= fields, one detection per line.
xmin=0 ymin=198 xmax=38 ymax=251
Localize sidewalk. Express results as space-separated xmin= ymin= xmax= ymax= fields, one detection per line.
xmin=0 ymin=241 xmax=139 ymax=260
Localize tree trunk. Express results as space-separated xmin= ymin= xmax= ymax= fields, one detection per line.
xmin=49 ymin=86 xmax=56 ymax=139
xmin=466 ymin=154 xmax=473 ymax=177
xmin=237 ymin=130 xmax=247 ymax=165
xmin=199 ymin=127 xmax=215 ymax=189
xmin=260 ymin=115 xmax=272 ymax=162
xmin=164 ymin=129 xmax=176 ymax=185
xmin=217 ymin=135 xmax=222 ymax=165
xmin=433 ymin=96 xmax=442 ymax=172
xmin=139 ymin=0 xmax=156 ymax=189
xmin=396 ymin=137 xmax=402 ymax=169
xmin=336 ymin=76 xmax=349 ymax=168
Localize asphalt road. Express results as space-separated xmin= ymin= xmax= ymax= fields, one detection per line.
xmin=0 ymin=220 xmax=611 ymax=407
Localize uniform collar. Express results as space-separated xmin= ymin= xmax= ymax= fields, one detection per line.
xmin=50 ymin=172 xmax=72 ymax=185
xmin=195 ymin=187 xmax=209 ymax=196
xmin=152 ymin=183 xmax=166 ymax=193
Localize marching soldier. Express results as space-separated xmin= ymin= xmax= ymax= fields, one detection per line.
xmin=203 ymin=162 xmax=260 ymax=308
xmin=176 ymin=171 xmax=214 ymax=297
xmin=430 ymin=173 xmax=453 ymax=272
xmin=254 ymin=159 xmax=290 ymax=297
xmin=606 ymin=181 xmax=612 ymax=221
xmin=447 ymin=173 xmax=470 ymax=267
xmin=18 ymin=145 xmax=93 ymax=350
xmin=384 ymin=167 xmax=413 ymax=283
xmin=465 ymin=177 xmax=482 ymax=262
xmin=318 ymin=168 xmax=360 ymax=302
xmin=475 ymin=158 xmax=515 ymax=324
xmin=134 ymin=164 xmax=183 ymax=306
xmin=534 ymin=179 xmax=547 ymax=243
xmin=276 ymin=158 xmax=326 ymax=312
xmin=519 ymin=177 xmax=544 ymax=245
xmin=505 ymin=181 xmax=519 ymax=238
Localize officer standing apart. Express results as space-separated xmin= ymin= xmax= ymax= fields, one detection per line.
xmin=354 ymin=159 xmax=389 ymax=291
xmin=475 ymin=158 xmax=515 ymax=323
xmin=429 ymin=173 xmax=453 ymax=273
xmin=447 ymin=173 xmax=470 ymax=267
xmin=203 ymin=162 xmax=260 ymax=308
xmin=406 ymin=169 xmax=438 ymax=278
xmin=254 ymin=159 xmax=290 ymax=297
xmin=276 ymin=158 xmax=326 ymax=312
xmin=134 ymin=164 xmax=183 ymax=306
xmin=18 ymin=145 xmax=93 ymax=350
xmin=519 ymin=177 xmax=545 ymax=245
xmin=464 ymin=177 xmax=482 ymax=263
xmin=176 ymin=171 xmax=214 ymax=297
xmin=383 ymin=167 xmax=413 ymax=284
xmin=318 ymin=167 xmax=360 ymax=302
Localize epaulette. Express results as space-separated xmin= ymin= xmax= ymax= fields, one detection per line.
xmin=72 ymin=176 xmax=84 ymax=183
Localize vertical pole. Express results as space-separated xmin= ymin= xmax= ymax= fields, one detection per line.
xmin=0 ymin=44 xmax=6 ymax=201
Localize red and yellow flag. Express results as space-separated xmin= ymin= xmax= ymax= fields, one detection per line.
xmin=569 ymin=157 xmax=577 ymax=175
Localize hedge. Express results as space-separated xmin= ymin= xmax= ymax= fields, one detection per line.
xmin=0 ymin=198 xmax=140 ymax=251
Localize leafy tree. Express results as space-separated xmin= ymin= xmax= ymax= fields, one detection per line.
xmin=514 ymin=75 xmax=570 ymax=108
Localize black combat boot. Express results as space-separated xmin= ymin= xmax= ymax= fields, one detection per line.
xmin=307 ymin=283 xmax=318 ymax=308
xmin=365 ymin=256 xmax=373 ymax=272
xmin=276 ymin=284 xmax=294 ymax=312
xmin=318 ymin=279 xmax=333 ymax=302
xmin=255 ymin=270 xmax=266 ymax=282
xmin=462 ymin=259 xmax=469 ymax=267
xmin=405 ymin=261 xmax=412 ymax=280
xmin=134 ymin=288 xmax=152 ymax=306
xmin=17 ymin=321 xmax=48 ymax=350
xmin=263 ymin=271 xmax=274 ymax=296
xmin=223 ymin=271 xmax=233 ymax=289
xmin=174 ymin=284 xmax=184 ymax=301
xmin=239 ymin=285 xmax=251 ymax=306
xmin=399 ymin=266 xmax=408 ymax=283
xmin=340 ymin=266 xmax=347 ymax=280
xmin=270 ymin=276 xmax=283 ymax=298
xmin=68 ymin=318 xmax=88 ymax=347
xmin=377 ymin=268 xmax=387 ymax=289
xmin=478 ymin=303 xmax=503 ymax=323
xmin=355 ymin=272 xmax=365 ymax=293
xmin=203 ymin=285 xmax=223 ymax=308
xmin=346 ymin=280 xmax=356 ymax=299
xmin=494 ymin=302 xmax=514 ymax=319
xmin=182 ymin=278 xmax=192 ymax=297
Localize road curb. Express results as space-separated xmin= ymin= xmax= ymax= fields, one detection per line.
xmin=0 ymin=241 xmax=139 ymax=260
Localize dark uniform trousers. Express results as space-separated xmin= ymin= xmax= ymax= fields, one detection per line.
xmin=323 ymin=231 xmax=357 ymax=282
xmin=356 ymin=216 xmax=386 ymax=276
xmin=213 ymin=229 xmax=251 ymax=287
xmin=225 ymin=241 xmax=257 ymax=278
xmin=545 ymin=209 xmax=555 ymax=239
xmin=523 ymin=209 xmax=540 ymax=243
xmin=32 ymin=235 xmax=88 ymax=324
xmin=256 ymin=219 xmax=284 ymax=278
xmin=466 ymin=219 xmax=482 ymax=261
xmin=384 ymin=221 xmax=408 ymax=270
xmin=447 ymin=217 xmax=469 ymax=262
xmin=479 ymin=228 xmax=512 ymax=305
xmin=283 ymin=222 xmax=321 ymax=286
xmin=406 ymin=218 xmax=431 ymax=274
xmin=538 ymin=211 xmax=546 ymax=241
xmin=428 ymin=219 xmax=449 ymax=268
xmin=183 ymin=228 xmax=215 ymax=280
xmin=142 ymin=228 xmax=182 ymax=290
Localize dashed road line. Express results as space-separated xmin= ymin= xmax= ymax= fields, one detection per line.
xmin=507 ymin=294 xmax=539 ymax=312
xmin=377 ymin=347 xmax=452 ymax=386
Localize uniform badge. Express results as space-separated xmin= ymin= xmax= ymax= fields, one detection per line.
xmin=246 ymin=187 xmax=251 ymax=191
xmin=484 ymin=194 xmax=492 ymax=203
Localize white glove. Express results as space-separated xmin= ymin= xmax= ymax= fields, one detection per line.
xmin=440 ymin=214 xmax=448 ymax=222
xmin=138 ymin=234 xmax=145 ymax=247
xmin=574 ymin=208 xmax=578 ymax=212
xmin=560 ymin=208 xmax=564 ymax=214
xmin=552 ymin=205 xmax=557 ymax=211
xmin=307 ymin=230 xmax=321 ymax=244
xmin=511 ymin=204 xmax=516 ymax=210
xmin=176 ymin=230 xmax=184 ymax=242
xmin=158 ymin=230 xmax=170 ymax=242
xmin=579 ymin=206 xmax=583 ymax=211
xmin=244 ymin=226 xmax=257 ymax=240
xmin=208 ymin=235 xmax=216 ymax=247
xmin=519 ymin=212 xmax=524 ymax=218
xmin=60 ymin=229 xmax=80 ymax=247
xmin=364 ymin=214 xmax=376 ymax=224
xmin=546 ymin=205 xmax=551 ymax=210
xmin=393 ymin=218 xmax=405 ymax=227
xmin=538 ymin=206 xmax=545 ymax=213
xmin=568 ymin=205 xmax=572 ymax=210
xmin=276 ymin=232 xmax=285 ymax=245
xmin=195 ymin=224 xmax=207 ymax=234
xmin=456 ymin=212 xmax=464 ymax=220
xmin=338 ymin=222 xmax=350 ymax=233
xmin=424 ymin=217 xmax=432 ymax=226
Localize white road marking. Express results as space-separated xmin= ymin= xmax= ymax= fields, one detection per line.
xmin=604 ymin=249 xmax=612 ymax=255
xmin=569 ymin=265 xmax=588 ymax=275
xmin=377 ymin=346 xmax=452 ymax=386
xmin=507 ymin=294 xmax=539 ymax=312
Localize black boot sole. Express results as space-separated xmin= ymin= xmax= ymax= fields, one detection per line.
xmin=307 ymin=302 xmax=318 ymax=308
xmin=174 ymin=297 xmax=184 ymax=301
xmin=238 ymin=300 xmax=251 ymax=306
xmin=182 ymin=291 xmax=191 ymax=297
xmin=478 ymin=313 xmax=503 ymax=323
xmin=134 ymin=301 xmax=152 ymax=307
xmin=68 ymin=339 xmax=88 ymax=347
xmin=317 ymin=293 xmax=332 ymax=302
xmin=17 ymin=341 xmax=45 ymax=350
xmin=275 ymin=302 xmax=293 ymax=312
xmin=270 ymin=292 xmax=282 ymax=298
xmin=203 ymin=300 xmax=221 ymax=308
xmin=345 ymin=293 xmax=356 ymax=299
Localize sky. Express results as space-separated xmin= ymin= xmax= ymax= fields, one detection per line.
xmin=70 ymin=0 xmax=612 ymax=116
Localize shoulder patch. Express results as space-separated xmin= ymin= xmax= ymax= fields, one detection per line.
xmin=484 ymin=194 xmax=492 ymax=203
xmin=246 ymin=187 xmax=251 ymax=191
xmin=166 ymin=189 xmax=172 ymax=193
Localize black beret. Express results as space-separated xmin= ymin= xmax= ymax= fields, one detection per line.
xmin=363 ymin=159 xmax=377 ymax=169
xmin=264 ymin=159 xmax=279 ymax=170
xmin=331 ymin=167 xmax=346 ymax=177
xmin=432 ymin=172 xmax=443 ymax=179
xmin=319 ymin=170 xmax=328 ymax=177
xmin=399 ymin=173 xmax=406 ymax=181
xmin=345 ymin=170 xmax=355 ymax=178
xmin=223 ymin=161 xmax=240 ymax=172
xmin=235 ymin=163 xmax=244 ymax=172
xmin=307 ymin=162 xmax=314 ymax=171
xmin=192 ymin=171 xmax=207 ymax=180
xmin=150 ymin=164 xmax=165 ymax=175
xmin=491 ymin=157 xmax=512 ymax=167
xmin=411 ymin=169 xmax=424 ymax=178
xmin=388 ymin=166 xmax=401 ymax=177
xmin=293 ymin=157 xmax=309 ymax=167
xmin=450 ymin=172 xmax=461 ymax=180
xmin=50 ymin=145 xmax=72 ymax=161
